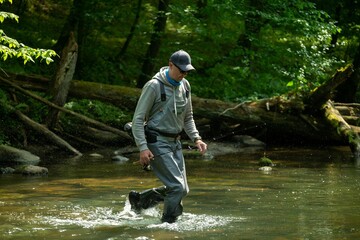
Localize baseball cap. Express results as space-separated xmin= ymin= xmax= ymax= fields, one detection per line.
xmin=170 ymin=50 xmax=195 ymax=72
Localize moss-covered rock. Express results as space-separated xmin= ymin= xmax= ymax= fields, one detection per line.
xmin=258 ymin=156 xmax=274 ymax=166
xmin=0 ymin=145 xmax=40 ymax=166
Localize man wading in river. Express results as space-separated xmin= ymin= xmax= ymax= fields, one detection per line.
xmin=129 ymin=50 xmax=207 ymax=223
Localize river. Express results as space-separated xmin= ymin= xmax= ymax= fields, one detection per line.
xmin=1 ymin=145 xmax=360 ymax=239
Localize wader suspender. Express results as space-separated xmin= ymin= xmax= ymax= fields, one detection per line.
xmin=157 ymin=79 xmax=189 ymax=102
xmin=159 ymin=80 xmax=166 ymax=101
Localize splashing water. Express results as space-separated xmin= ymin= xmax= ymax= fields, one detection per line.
xmin=36 ymin=200 xmax=242 ymax=232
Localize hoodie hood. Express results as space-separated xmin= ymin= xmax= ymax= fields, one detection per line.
xmin=153 ymin=66 xmax=182 ymax=87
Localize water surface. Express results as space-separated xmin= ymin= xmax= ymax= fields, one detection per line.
xmin=1 ymin=146 xmax=359 ymax=239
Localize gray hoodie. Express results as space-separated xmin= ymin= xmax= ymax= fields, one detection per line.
xmin=132 ymin=66 xmax=201 ymax=152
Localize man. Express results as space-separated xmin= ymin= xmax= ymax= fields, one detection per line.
xmin=130 ymin=49 xmax=207 ymax=223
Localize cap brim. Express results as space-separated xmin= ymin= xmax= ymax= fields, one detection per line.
xmin=179 ymin=64 xmax=195 ymax=72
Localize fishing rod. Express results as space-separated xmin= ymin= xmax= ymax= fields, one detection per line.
xmin=185 ymin=122 xmax=267 ymax=150
xmin=212 ymin=123 xmax=267 ymax=141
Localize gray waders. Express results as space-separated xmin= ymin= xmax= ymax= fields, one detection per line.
xmin=129 ymin=129 xmax=189 ymax=223
xmin=148 ymin=133 xmax=189 ymax=223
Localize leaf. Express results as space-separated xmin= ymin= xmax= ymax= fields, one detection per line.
xmin=45 ymin=57 xmax=54 ymax=65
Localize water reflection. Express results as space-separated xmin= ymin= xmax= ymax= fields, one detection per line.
xmin=1 ymin=146 xmax=360 ymax=239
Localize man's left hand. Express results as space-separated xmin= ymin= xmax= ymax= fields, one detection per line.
xmin=195 ymin=140 xmax=207 ymax=155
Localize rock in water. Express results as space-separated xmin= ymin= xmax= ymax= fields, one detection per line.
xmin=112 ymin=155 xmax=129 ymax=162
xmin=16 ymin=165 xmax=48 ymax=176
xmin=0 ymin=145 xmax=40 ymax=165
xmin=258 ymin=166 xmax=272 ymax=172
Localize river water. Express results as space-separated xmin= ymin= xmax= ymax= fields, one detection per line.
xmin=1 ymin=145 xmax=360 ymax=240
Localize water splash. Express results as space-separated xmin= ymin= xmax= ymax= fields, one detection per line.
xmin=40 ymin=200 xmax=147 ymax=228
xmin=37 ymin=200 xmax=243 ymax=232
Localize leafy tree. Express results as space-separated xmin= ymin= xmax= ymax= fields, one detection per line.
xmin=137 ymin=0 xmax=170 ymax=88
xmin=115 ymin=0 xmax=143 ymax=62
xmin=310 ymin=0 xmax=360 ymax=102
xmin=0 ymin=0 xmax=56 ymax=145
xmin=165 ymin=0 xmax=342 ymax=100
xmin=0 ymin=0 xmax=56 ymax=65
xmin=1 ymin=0 xmax=357 ymax=102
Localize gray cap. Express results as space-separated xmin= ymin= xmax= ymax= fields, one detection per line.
xmin=170 ymin=50 xmax=195 ymax=71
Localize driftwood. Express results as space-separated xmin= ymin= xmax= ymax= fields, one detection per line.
xmin=1 ymin=64 xmax=360 ymax=155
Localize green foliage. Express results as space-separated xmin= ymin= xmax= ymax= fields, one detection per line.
xmin=0 ymin=0 xmax=358 ymax=101
xmin=0 ymin=11 xmax=18 ymax=23
xmin=63 ymin=99 xmax=132 ymax=129
xmin=0 ymin=0 xmax=12 ymax=4
xmin=258 ymin=156 xmax=274 ymax=167
xmin=0 ymin=88 xmax=20 ymax=145
xmin=164 ymin=0 xmax=345 ymax=101
xmin=0 ymin=1 xmax=57 ymax=64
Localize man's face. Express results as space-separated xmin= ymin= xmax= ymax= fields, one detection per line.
xmin=169 ymin=62 xmax=188 ymax=81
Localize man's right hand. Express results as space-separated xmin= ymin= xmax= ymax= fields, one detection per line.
xmin=139 ymin=149 xmax=154 ymax=166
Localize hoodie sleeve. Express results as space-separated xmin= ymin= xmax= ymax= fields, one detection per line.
xmin=132 ymin=82 xmax=156 ymax=152
xmin=182 ymin=80 xmax=201 ymax=141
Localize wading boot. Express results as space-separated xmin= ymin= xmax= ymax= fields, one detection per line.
xmin=161 ymin=203 xmax=183 ymax=223
xmin=128 ymin=190 xmax=141 ymax=213
xmin=161 ymin=214 xmax=177 ymax=223
xmin=139 ymin=186 xmax=166 ymax=209
xmin=128 ymin=186 xmax=166 ymax=213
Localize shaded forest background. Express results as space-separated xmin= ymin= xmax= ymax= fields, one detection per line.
xmin=0 ymin=0 xmax=359 ymax=149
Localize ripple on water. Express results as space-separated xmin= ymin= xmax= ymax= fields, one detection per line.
xmin=147 ymin=212 xmax=241 ymax=232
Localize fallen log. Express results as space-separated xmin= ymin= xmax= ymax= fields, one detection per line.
xmin=4 ymin=74 xmax=315 ymax=141
xmin=0 ymin=75 xmax=132 ymax=142
xmin=1 ymin=103 xmax=82 ymax=156
xmin=0 ymin=73 xmax=337 ymax=143
xmin=322 ymin=100 xmax=360 ymax=155
xmin=1 ymin=65 xmax=360 ymax=155
xmin=305 ymin=64 xmax=354 ymax=109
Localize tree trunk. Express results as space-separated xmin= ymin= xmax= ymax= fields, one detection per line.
xmin=52 ymin=0 xmax=83 ymax=53
xmin=46 ymin=32 xmax=78 ymax=129
xmin=136 ymin=0 xmax=170 ymax=88
xmin=116 ymin=0 xmax=143 ymax=61
xmin=329 ymin=3 xmax=341 ymax=50
xmin=238 ymin=0 xmax=266 ymax=50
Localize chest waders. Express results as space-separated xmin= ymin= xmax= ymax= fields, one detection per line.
xmin=129 ymin=79 xmax=190 ymax=223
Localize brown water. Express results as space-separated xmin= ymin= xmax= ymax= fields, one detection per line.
xmin=1 ymin=146 xmax=360 ymax=240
